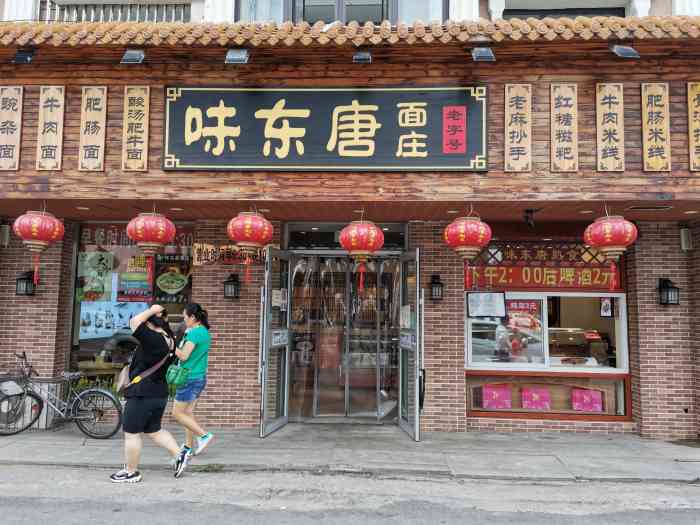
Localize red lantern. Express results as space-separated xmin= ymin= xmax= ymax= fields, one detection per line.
xmin=227 ymin=211 xmax=274 ymax=282
xmin=443 ymin=216 xmax=492 ymax=290
xmin=339 ymin=220 xmax=385 ymax=293
xmin=584 ymin=215 xmax=638 ymax=291
xmin=126 ymin=212 xmax=176 ymax=256
xmin=13 ymin=210 xmax=65 ymax=285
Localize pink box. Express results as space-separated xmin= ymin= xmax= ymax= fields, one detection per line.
xmin=482 ymin=384 xmax=512 ymax=410
xmin=521 ymin=387 xmax=551 ymax=411
xmin=571 ymin=388 xmax=603 ymax=413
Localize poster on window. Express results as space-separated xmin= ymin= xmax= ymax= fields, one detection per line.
xmin=467 ymin=292 xmax=506 ymax=317
xmin=78 ymin=301 xmax=149 ymax=341
xmin=77 ymin=251 xmax=114 ymax=302
xmin=154 ymin=254 xmax=192 ymax=304
xmin=505 ymin=300 xmax=542 ymax=331
xmin=117 ymin=255 xmax=154 ymax=303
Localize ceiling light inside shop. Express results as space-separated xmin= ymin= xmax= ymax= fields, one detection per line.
xmin=258 ymin=208 xmax=271 ymax=213
xmin=542 ymin=238 xmax=552 ymax=241
xmin=626 ymin=205 xmax=673 ymax=211
xmin=170 ymin=207 xmax=184 ymax=211
xmin=311 ymin=227 xmax=319 ymax=231
xmin=447 ymin=210 xmax=459 ymax=214
xmin=76 ymin=206 xmax=90 ymax=211
xmin=684 ymin=210 xmax=699 ymax=215
xmin=579 ymin=210 xmax=595 ymax=214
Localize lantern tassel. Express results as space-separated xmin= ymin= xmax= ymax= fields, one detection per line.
xmin=464 ymin=260 xmax=472 ymax=290
xmin=244 ymin=256 xmax=252 ymax=283
xmin=33 ymin=254 xmax=40 ymax=285
xmin=609 ymin=260 xmax=617 ymax=291
xmin=358 ymin=262 xmax=366 ymax=293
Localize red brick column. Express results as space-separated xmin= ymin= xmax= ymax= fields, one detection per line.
xmin=690 ymin=221 xmax=700 ymax=439
xmin=0 ymin=219 xmax=76 ymax=378
xmin=625 ymin=222 xmax=696 ymax=439
xmin=187 ymin=220 xmax=280 ymax=428
xmin=409 ymin=221 xmax=467 ymax=432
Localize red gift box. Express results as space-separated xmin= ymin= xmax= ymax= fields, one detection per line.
xmin=571 ymin=388 xmax=603 ymax=412
xmin=521 ymin=387 xmax=551 ymax=411
xmin=482 ymin=383 xmax=512 ymax=409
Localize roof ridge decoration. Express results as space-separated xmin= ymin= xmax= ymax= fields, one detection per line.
xmin=0 ymin=16 xmax=699 ymax=48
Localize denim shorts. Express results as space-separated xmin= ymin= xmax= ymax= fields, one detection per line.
xmin=174 ymin=376 xmax=207 ymax=403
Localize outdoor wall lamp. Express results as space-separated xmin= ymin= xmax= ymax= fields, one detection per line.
xmin=121 ymin=48 xmax=145 ymax=64
xmin=16 ymin=271 xmax=36 ymax=296
xmin=225 ymin=48 xmax=250 ymax=64
xmin=353 ymin=50 xmax=372 ymax=64
xmin=223 ymin=273 xmax=241 ymax=299
xmin=13 ymin=48 xmax=34 ymax=64
xmin=658 ymin=278 xmax=680 ymax=306
xmin=430 ymin=274 xmax=444 ymax=301
xmin=610 ymin=43 xmax=640 ymax=59
xmin=471 ymin=47 xmax=495 ymax=62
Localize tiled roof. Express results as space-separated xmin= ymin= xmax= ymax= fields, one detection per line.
xmin=0 ymin=16 xmax=699 ymax=48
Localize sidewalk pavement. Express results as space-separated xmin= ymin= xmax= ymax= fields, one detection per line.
xmin=2 ymin=423 xmax=700 ymax=483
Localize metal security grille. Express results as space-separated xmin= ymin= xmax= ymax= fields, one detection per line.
xmin=37 ymin=1 xmax=191 ymax=23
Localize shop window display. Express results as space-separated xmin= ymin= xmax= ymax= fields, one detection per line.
xmin=466 ymin=292 xmax=629 ymax=418
xmin=72 ymin=223 xmax=193 ymax=376
xmin=467 ymin=293 xmax=627 ymax=371
xmin=469 ymin=375 xmax=626 ymax=416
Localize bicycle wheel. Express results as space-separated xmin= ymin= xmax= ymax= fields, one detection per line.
xmin=72 ymin=389 xmax=122 ymax=439
xmin=0 ymin=391 xmax=43 ymax=436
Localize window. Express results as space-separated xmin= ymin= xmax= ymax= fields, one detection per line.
xmin=398 ymin=0 xmax=447 ymax=23
xmin=237 ymin=0 xmax=285 ymax=23
xmin=38 ymin=1 xmax=192 ymax=23
xmin=466 ymin=292 xmax=628 ymax=371
xmin=72 ymin=223 xmax=194 ymax=369
xmin=502 ymin=8 xmax=626 ymax=19
xmin=271 ymin=1 xmax=448 ymax=24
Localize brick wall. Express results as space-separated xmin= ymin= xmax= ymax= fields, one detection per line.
xmin=0 ymin=217 xmax=70 ymax=378
xmin=626 ymin=222 xmax=696 ymax=439
xmin=182 ymin=219 xmax=281 ymax=429
xmin=409 ymin=221 xmax=467 ymax=432
xmin=467 ymin=417 xmax=638 ymax=434
xmin=690 ymin=221 xmax=700 ymax=439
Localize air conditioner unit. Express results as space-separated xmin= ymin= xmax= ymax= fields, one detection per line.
xmin=680 ymin=227 xmax=693 ymax=252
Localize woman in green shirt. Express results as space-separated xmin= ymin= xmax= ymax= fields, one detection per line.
xmin=172 ymin=303 xmax=213 ymax=471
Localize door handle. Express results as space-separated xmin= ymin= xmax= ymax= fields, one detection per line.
xmin=419 ymin=368 xmax=426 ymax=410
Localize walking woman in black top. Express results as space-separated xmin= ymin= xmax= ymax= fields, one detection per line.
xmin=110 ymin=304 xmax=188 ymax=483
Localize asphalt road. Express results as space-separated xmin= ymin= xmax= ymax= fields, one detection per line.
xmin=2 ymin=465 xmax=699 ymax=524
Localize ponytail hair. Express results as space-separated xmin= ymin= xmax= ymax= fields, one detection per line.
xmin=184 ymin=303 xmax=210 ymax=330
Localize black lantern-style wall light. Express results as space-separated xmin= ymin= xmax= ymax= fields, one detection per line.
xmin=16 ymin=271 xmax=36 ymax=296
xmin=430 ymin=274 xmax=444 ymax=301
xmin=658 ymin=278 xmax=680 ymax=305
xmin=223 ymin=273 xmax=240 ymax=299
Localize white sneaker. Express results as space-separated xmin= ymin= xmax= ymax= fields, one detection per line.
xmin=194 ymin=433 xmax=214 ymax=456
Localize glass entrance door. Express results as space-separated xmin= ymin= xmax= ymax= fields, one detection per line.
xmin=399 ymin=249 xmax=422 ymax=441
xmin=286 ymin=255 xmax=400 ymax=421
xmin=260 ymin=247 xmax=292 ymax=438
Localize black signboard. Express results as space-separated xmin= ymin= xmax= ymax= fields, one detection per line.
xmin=163 ymin=87 xmax=487 ymax=171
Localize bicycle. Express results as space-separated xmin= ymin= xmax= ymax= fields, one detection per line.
xmin=0 ymin=352 xmax=123 ymax=439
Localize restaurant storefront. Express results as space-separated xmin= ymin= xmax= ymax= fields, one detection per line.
xmin=1 ymin=16 xmax=699 ymax=441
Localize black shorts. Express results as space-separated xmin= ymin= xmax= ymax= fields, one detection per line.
xmin=122 ymin=397 xmax=168 ymax=434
